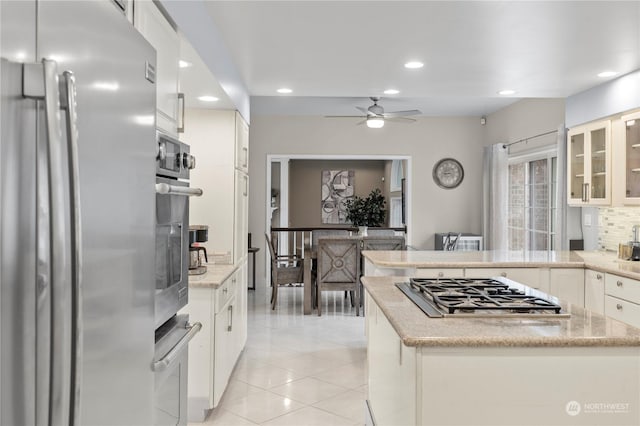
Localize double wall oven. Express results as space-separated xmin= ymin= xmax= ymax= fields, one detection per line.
xmin=153 ymin=132 xmax=203 ymax=426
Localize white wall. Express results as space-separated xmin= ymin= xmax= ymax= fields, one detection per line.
xmin=249 ymin=116 xmax=485 ymax=287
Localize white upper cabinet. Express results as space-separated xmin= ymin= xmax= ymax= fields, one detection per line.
xmin=567 ymin=119 xmax=611 ymax=205
xmin=134 ymin=1 xmax=180 ymax=136
xmin=619 ymin=111 xmax=640 ymax=205
xmin=235 ymin=112 xmax=249 ymax=173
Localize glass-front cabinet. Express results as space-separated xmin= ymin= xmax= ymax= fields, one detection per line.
xmin=622 ymin=111 xmax=640 ymax=204
xmin=567 ymin=120 xmax=611 ymax=205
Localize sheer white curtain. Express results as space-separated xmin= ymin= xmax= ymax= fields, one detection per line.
xmin=482 ymin=143 xmax=509 ymax=250
xmin=554 ymin=125 xmax=568 ymax=250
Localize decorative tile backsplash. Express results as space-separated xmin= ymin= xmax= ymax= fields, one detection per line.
xmin=598 ymin=207 xmax=640 ymax=251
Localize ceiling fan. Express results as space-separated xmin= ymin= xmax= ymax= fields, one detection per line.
xmin=326 ymin=97 xmax=421 ymax=128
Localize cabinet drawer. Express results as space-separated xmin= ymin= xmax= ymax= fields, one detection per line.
xmin=605 ymin=273 xmax=640 ymax=304
xmin=414 ymin=268 xmax=464 ymax=279
xmin=605 ymin=295 xmax=640 ymax=328
xmin=214 ymin=274 xmax=237 ymax=313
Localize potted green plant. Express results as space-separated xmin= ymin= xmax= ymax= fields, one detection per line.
xmin=344 ymin=188 xmax=387 ymax=235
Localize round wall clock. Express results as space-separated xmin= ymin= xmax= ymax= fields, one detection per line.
xmin=432 ymin=158 xmax=464 ymax=189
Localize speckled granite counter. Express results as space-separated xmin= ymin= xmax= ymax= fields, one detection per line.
xmin=362 ymin=249 xmax=585 ymax=268
xmin=363 ymin=249 xmax=640 ymax=280
xmin=362 ymin=275 xmax=640 ymax=347
xmin=187 ymin=263 xmax=237 ymax=289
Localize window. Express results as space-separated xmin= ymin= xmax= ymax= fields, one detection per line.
xmin=390 ymin=160 xmax=404 ymax=192
xmin=508 ymin=152 xmax=557 ymax=250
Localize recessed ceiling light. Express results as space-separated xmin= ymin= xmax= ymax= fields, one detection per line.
xmin=384 ymin=89 xmax=400 ymax=95
xmin=179 ymin=60 xmax=192 ymax=68
xmin=198 ymin=95 xmax=219 ymax=102
xmin=597 ymin=70 xmax=618 ymax=78
xmin=277 ymin=88 xmax=292 ymax=94
xmin=498 ymin=89 xmax=516 ymax=95
xmin=404 ymin=61 xmax=424 ymax=69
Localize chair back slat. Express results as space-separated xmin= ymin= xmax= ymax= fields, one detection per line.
xmin=362 ymin=236 xmax=406 ymax=251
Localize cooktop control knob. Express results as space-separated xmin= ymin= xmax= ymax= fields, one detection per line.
xmin=183 ymin=153 xmax=196 ymax=170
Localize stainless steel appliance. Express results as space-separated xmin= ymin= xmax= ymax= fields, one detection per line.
xmin=396 ymin=277 xmax=569 ymax=318
xmin=155 ymin=133 xmax=201 ymax=328
xmin=189 ymin=225 xmax=209 ymax=275
xmin=1 ymin=1 xmax=156 ymax=424
xmin=434 ymin=232 xmax=483 ymax=251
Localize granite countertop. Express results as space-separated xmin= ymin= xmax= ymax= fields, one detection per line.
xmin=362 ymin=275 xmax=640 ymax=348
xmin=362 ymin=249 xmax=640 ymax=280
xmin=362 ymin=250 xmax=585 ymax=268
xmin=188 ymin=263 xmax=237 ymax=289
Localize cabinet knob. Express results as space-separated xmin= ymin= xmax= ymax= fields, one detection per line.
xmin=616 ymin=303 xmax=623 ymax=311
xmin=596 ymin=274 xmax=602 ymax=280
xmin=223 ymin=287 xmax=228 ymax=294
xmin=500 ymin=272 xmax=507 ymax=277
xmin=617 ymin=281 xmax=623 ymax=287
xmin=438 ymin=272 xmax=444 ymax=278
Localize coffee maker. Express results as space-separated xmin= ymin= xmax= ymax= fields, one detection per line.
xmin=189 ymin=225 xmax=209 ymax=275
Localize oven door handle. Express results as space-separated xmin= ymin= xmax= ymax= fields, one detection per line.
xmin=152 ymin=322 xmax=202 ymax=372
xmin=155 ymin=183 xmax=203 ymax=197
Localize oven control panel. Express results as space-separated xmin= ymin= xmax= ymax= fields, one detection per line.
xmin=156 ymin=132 xmax=195 ymax=179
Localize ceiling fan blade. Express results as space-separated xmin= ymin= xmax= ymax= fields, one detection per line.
xmin=383 ymin=109 xmax=422 ymax=118
xmin=355 ymin=106 xmax=375 ymax=116
xmin=356 ymin=119 xmax=367 ymax=126
xmin=386 ymin=116 xmax=416 ymax=123
xmin=324 ymin=115 xmax=366 ymax=118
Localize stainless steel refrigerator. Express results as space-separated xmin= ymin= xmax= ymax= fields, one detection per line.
xmin=1 ymin=1 xmax=157 ymax=424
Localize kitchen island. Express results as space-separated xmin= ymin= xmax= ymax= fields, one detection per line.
xmin=363 ymin=275 xmax=640 ymax=426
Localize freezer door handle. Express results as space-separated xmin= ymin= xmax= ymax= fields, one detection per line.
xmin=152 ymin=322 xmax=202 ymax=372
xmin=24 ymin=59 xmax=73 ymax=426
xmin=155 ymin=182 xmax=203 ymax=197
xmin=60 ymin=70 xmax=83 ymax=426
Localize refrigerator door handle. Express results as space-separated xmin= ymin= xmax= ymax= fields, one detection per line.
xmin=60 ymin=70 xmax=83 ymax=426
xmin=155 ymin=183 xmax=203 ymax=197
xmin=152 ymin=322 xmax=202 ymax=372
xmin=24 ymin=59 xmax=73 ymax=426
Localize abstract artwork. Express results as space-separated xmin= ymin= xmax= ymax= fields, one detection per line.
xmin=321 ymin=170 xmax=354 ymax=223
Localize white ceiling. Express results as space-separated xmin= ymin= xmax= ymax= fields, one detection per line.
xmin=179 ymin=1 xmax=640 ymax=117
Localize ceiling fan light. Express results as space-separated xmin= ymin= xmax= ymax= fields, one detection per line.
xmin=367 ymin=117 xmax=385 ymax=128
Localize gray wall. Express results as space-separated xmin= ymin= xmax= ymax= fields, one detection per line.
xmin=289 ymin=160 xmax=386 ymax=227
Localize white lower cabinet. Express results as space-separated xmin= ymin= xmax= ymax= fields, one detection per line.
xmin=605 ymin=273 xmax=640 ymax=328
xmin=414 ymin=268 xmax=463 ymax=278
xmin=184 ymin=263 xmax=247 ymax=422
xmin=366 ymin=292 xmax=416 ymax=426
xmin=548 ymin=268 xmax=585 ymax=307
xmin=584 ymin=269 xmax=605 ymax=315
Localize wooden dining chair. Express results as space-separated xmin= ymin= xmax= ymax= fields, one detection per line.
xmin=362 ymin=235 xmax=406 ymax=251
xmin=265 ymin=233 xmax=304 ymax=310
xmin=316 ymin=237 xmax=361 ymax=316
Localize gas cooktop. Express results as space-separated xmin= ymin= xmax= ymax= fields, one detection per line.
xmin=396 ymin=277 xmax=569 ymax=318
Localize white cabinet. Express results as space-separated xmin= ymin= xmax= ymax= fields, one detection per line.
xmin=584 ymin=269 xmax=605 ymax=315
xmin=183 ymin=267 xmax=246 ymax=421
xmin=620 ymin=110 xmax=640 ymax=204
xmin=414 ymin=268 xmax=463 ymax=279
xmin=183 ymin=109 xmax=249 ymax=264
xmin=567 ymin=119 xmax=612 ymax=205
xmin=548 ymin=268 xmax=585 ymax=307
xmin=134 ymin=0 xmax=180 ymax=136
xmin=604 ymin=273 xmax=640 ymax=328
xmin=366 ymin=292 xmax=416 ymax=426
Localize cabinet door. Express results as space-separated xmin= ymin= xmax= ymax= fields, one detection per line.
xmin=584 ymin=270 xmax=605 ymax=315
xmin=233 ymin=170 xmax=249 ymax=263
xmin=134 ymin=1 xmax=179 ymax=136
xmin=213 ymin=296 xmax=234 ymax=407
xmin=235 ymin=112 xmax=249 ymax=173
xmin=234 ymin=262 xmax=248 ymax=354
xmin=567 ymin=120 xmax=611 ymax=205
xmin=622 ymin=111 xmax=640 ymax=204
xmin=548 ymin=268 xmax=584 ymax=307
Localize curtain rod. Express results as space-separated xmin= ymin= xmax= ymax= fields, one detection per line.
xmin=502 ymin=129 xmax=558 ymax=149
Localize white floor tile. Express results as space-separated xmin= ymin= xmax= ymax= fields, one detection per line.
xmin=199 ymin=408 xmax=258 ymax=425
xmin=312 ymin=390 xmax=366 ymax=424
xmin=233 ymin=364 xmax=303 ymax=389
xmin=260 ymin=406 xmax=356 ymax=426
xmin=269 ymin=377 xmax=348 ymax=405
xmin=222 ymin=389 xmax=305 ymax=424
xmin=220 ymin=379 xmax=265 ymax=405
xmin=311 ymin=362 xmax=366 ymax=390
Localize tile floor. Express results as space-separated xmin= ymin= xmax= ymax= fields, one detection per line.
xmin=197 ymin=287 xmax=367 ymax=426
